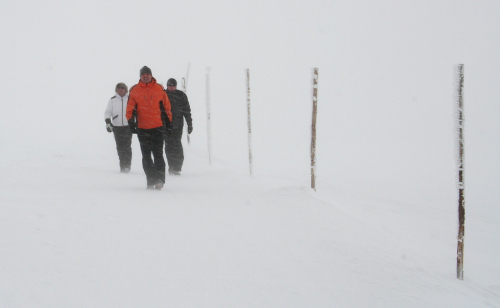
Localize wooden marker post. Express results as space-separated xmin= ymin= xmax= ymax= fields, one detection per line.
xmin=246 ymin=69 xmax=253 ymax=175
xmin=206 ymin=67 xmax=212 ymax=165
xmin=456 ymin=64 xmax=465 ymax=280
xmin=184 ymin=62 xmax=191 ymax=92
xmin=311 ymin=68 xmax=319 ymax=191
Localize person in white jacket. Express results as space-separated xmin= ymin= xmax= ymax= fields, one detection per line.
xmin=104 ymin=83 xmax=133 ymax=173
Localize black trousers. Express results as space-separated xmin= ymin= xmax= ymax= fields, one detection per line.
xmin=165 ymin=127 xmax=184 ymax=172
xmin=112 ymin=126 xmax=132 ymax=169
xmin=137 ymin=127 xmax=166 ymax=186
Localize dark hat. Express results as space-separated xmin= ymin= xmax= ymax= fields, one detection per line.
xmin=167 ymin=78 xmax=177 ymax=86
xmin=140 ymin=66 xmax=152 ymax=76
xmin=115 ymin=82 xmax=128 ymax=92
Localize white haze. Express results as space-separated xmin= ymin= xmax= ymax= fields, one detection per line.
xmin=1 ymin=0 xmax=499 ymax=306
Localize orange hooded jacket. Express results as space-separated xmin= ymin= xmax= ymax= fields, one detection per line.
xmin=126 ymin=77 xmax=172 ymax=129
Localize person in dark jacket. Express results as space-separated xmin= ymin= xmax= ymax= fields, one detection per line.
xmin=104 ymin=83 xmax=132 ymax=173
xmin=126 ymin=66 xmax=172 ymax=190
xmin=164 ymin=78 xmax=193 ymax=175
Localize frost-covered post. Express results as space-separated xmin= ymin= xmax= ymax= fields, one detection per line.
xmin=310 ymin=68 xmax=319 ymax=191
xmin=184 ymin=62 xmax=191 ymax=145
xmin=455 ymin=64 xmax=465 ymax=280
xmin=246 ymin=68 xmax=253 ymax=175
xmin=184 ymin=62 xmax=191 ymax=93
xmin=206 ymin=67 xmax=212 ymax=165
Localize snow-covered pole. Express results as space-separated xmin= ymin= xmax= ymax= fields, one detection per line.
xmin=185 ymin=62 xmax=191 ymax=93
xmin=206 ymin=67 xmax=212 ymax=165
xmin=310 ymin=68 xmax=318 ymax=191
xmin=455 ymin=64 xmax=465 ymax=280
xmin=246 ymin=68 xmax=253 ymax=175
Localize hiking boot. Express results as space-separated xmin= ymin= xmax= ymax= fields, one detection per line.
xmin=154 ymin=180 xmax=164 ymax=190
xmin=147 ymin=185 xmax=155 ymax=190
xmin=121 ymin=167 xmax=130 ymax=173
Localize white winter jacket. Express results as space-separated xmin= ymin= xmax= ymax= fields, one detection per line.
xmin=104 ymin=92 xmax=129 ymax=127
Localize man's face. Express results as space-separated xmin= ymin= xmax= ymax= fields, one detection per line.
xmin=167 ymin=85 xmax=177 ymax=92
xmin=117 ymin=87 xmax=127 ymax=97
xmin=140 ymin=73 xmax=152 ymax=84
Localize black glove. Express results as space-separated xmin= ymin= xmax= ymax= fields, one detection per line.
xmin=105 ymin=118 xmax=113 ymax=133
xmin=128 ymin=119 xmax=137 ymax=134
xmin=187 ymin=125 xmax=193 ymax=134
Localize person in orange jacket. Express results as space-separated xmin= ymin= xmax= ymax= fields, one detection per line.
xmin=126 ymin=66 xmax=172 ymax=190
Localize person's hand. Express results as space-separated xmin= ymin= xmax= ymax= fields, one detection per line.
xmin=187 ymin=125 xmax=193 ymax=134
xmin=105 ymin=118 xmax=113 ymax=133
xmin=128 ymin=119 xmax=137 ymax=134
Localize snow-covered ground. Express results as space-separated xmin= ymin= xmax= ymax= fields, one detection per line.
xmin=0 ymin=143 xmax=499 ymax=307
xmin=1 ymin=0 xmax=500 ymax=306
xmin=0 ymin=137 xmax=499 ymax=307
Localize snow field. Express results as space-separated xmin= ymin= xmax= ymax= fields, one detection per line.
xmin=1 ymin=144 xmax=499 ymax=307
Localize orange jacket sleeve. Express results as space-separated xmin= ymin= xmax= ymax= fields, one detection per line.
xmin=126 ymin=92 xmax=136 ymax=121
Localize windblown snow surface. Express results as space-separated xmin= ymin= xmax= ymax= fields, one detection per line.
xmin=1 ymin=0 xmax=500 ymax=307
xmin=0 ymin=141 xmax=499 ymax=307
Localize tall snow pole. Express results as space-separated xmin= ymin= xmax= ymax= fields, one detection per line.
xmin=206 ymin=67 xmax=212 ymax=165
xmin=184 ymin=62 xmax=191 ymax=93
xmin=184 ymin=62 xmax=191 ymax=145
xmin=455 ymin=64 xmax=465 ymax=280
xmin=246 ymin=68 xmax=253 ymax=175
xmin=310 ymin=68 xmax=319 ymax=191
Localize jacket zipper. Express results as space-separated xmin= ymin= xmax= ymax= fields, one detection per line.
xmin=121 ymin=97 xmax=125 ymax=126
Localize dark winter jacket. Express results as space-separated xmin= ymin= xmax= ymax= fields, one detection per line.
xmin=165 ymin=89 xmax=192 ymax=130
